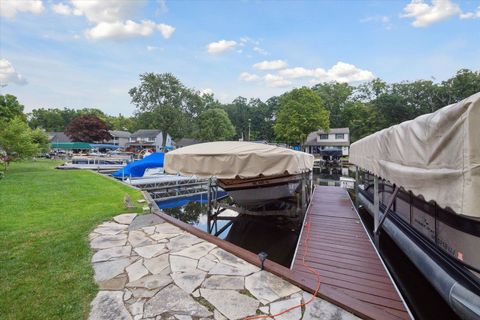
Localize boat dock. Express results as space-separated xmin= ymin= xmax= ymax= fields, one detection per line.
xmin=287 ymin=186 xmax=411 ymax=319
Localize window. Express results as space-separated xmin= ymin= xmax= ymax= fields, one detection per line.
xmin=319 ymin=134 xmax=328 ymax=140
xmin=335 ymin=133 xmax=344 ymax=139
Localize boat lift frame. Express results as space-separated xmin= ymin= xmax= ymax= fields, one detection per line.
xmin=205 ymin=171 xmax=313 ymax=237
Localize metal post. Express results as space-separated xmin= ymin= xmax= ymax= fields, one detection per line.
xmin=373 ymin=176 xmax=380 ymax=245
xmin=248 ymin=119 xmax=251 ymax=141
xmin=375 ymin=185 xmax=399 ymax=235
xmin=355 ymin=166 xmax=359 ymax=208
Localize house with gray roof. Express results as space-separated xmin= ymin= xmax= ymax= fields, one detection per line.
xmin=47 ymin=132 xmax=72 ymax=143
xmin=128 ymin=130 xmax=173 ymax=151
xmin=107 ymin=130 xmax=131 ymax=147
xmin=304 ymin=127 xmax=350 ymax=158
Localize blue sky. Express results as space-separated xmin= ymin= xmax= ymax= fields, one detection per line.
xmin=0 ymin=0 xmax=479 ymax=115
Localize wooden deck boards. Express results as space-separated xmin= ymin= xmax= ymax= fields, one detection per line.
xmin=290 ymin=186 xmax=410 ymax=320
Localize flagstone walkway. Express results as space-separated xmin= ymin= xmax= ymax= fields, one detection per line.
xmin=88 ymin=213 xmax=359 ymax=320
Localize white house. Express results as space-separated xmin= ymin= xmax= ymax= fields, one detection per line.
xmin=128 ymin=130 xmax=173 ymax=152
xmin=304 ymin=128 xmax=350 ymax=158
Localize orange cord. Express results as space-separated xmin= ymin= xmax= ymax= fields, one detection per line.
xmin=244 ymin=213 xmax=321 ymax=319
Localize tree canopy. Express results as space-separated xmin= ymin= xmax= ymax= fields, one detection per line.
xmin=0 ymin=94 xmax=25 ymax=122
xmin=0 ymin=117 xmax=48 ymax=170
xmin=273 ymin=87 xmax=330 ymax=146
xmin=65 ymin=114 xmax=112 ymax=142
xmin=196 ymin=108 xmax=235 ymax=141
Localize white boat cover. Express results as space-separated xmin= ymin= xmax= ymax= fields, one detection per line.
xmin=164 ymin=141 xmax=314 ymax=179
xmin=350 ymin=92 xmax=480 ymax=218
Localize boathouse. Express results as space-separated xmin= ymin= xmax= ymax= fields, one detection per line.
xmin=304 ymin=127 xmax=350 ymax=158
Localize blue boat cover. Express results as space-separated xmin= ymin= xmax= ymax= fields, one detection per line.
xmin=112 ymin=152 xmax=164 ymax=178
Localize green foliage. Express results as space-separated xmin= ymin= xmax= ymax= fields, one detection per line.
xmin=0 ymin=117 xmax=45 ymax=168
xmin=30 ymin=129 xmax=50 ymax=153
xmin=312 ymin=82 xmax=353 ymax=128
xmin=196 ymin=108 xmax=235 ymax=141
xmin=129 ymin=73 xmax=207 ymax=143
xmin=0 ymin=160 xmax=142 ymax=319
xmin=0 ymin=94 xmax=25 ymax=122
xmin=274 ymin=87 xmax=330 ymax=145
xmin=222 ymin=96 xmax=278 ymax=141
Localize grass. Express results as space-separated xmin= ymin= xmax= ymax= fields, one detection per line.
xmin=0 ymin=160 xmax=142 ymax=320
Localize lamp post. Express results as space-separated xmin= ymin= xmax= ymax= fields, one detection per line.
xmin=248 ymin=118 xmax=251 ymax=141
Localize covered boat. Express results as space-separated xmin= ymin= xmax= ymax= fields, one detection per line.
xmin=350 ymin=92 xmax=480 ymax=319
xmin=112 ymin=152 xmax=164 ymax=179
xmin=164 ymin=141 xmax=314 ymax=206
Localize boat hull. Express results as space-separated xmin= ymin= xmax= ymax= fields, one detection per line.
xmin=218 ymin=174 xmax=302 ymax=206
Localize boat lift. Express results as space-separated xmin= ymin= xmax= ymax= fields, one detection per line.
xmin=205 ymin=171 xmax=313 ymax=237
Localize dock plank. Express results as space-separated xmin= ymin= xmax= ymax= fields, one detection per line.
xmin=290 ymin=186 xmax=410 ymax=320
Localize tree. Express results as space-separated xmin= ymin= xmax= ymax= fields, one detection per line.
xmin=0 ymin=117 xmax=47 ymax=170
xmin=273 ymin=87 xmax=330 ymax=147
xmin=196 ymin=108 xmax=235 ymax=141
xmin=0 ymin=94 xmax=25 ymax=122
xmin=129 ymin=73 xmax=204 ymax=144
xmin=312 ymin=82 xmax=353 ymax=128
xmin=65 ymin=114 xmax=112 ymax=142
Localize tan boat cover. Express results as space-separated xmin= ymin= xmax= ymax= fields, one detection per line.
xmin=350 ymin=92 xmax=480 ymax=218
xmin=164 ymin=141 xmax=314 ymax=179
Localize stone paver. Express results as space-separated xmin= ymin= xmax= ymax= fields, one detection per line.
xmin=171 ymin=270 xmax=206 ymax=293
xmin=245 ymin=270 xmax=301 ymax=304
xmin=114 ymin=214 xmax=137 ymax=225
xmin=92 ymin=246 xmax=132 ymax=263
xmin=144 ymin=284 xmax=212 ymax=318
xmin=269 ymin=297 xmax=302 ymax=320
xmin=170 ymin=255 xmax=198 ymax=272
xmin=134 ymin=244 xmax=167 ymax=259
xmin=200 ymin=288 xmax=259 ymax=319
xmin=126 ymin=259 xmax=149 ymax=282
xmin=93 ymin=258 xmax=133 ymax=282
xmin=91 ymin=234 xmax=127 ymax=250
xmin=87 ymin=213 xmax=359 ymax=320
xmin=202 ymin=275 xmax=244 ymax=290
xmin=89 ymin=291 xmax=132 ymax=320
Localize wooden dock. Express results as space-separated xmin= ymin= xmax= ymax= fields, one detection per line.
xmin=290 ymin=186 xmax=410 ymax=320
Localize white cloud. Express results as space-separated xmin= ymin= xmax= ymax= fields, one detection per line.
xmin=460 ymin=7 xmax=480 ymax=19
xmin=69 ymin=0 xmax=144 ymax=23
xmin=279 ymin=67 xmax=316 ymax=79
xmin=279 ymin=62 xmax=374 ymax=83
xmin=401 ymin=0 xmax=461 ymax=27
xmin=52 ymin=2 xmax=81 ymax=16
xmin=253 ymin=47 xmax=269 ymax=56
xmin=326 ymin=62 xmax=374 ymax=82
xmin=0 ymin=59 xmax=27 ymax=86
xmin=147 ymin=45 xmax=161 ymax=52
xmin=253 ymin=60 xmax=288 ymax=70
xmin=264 ymin=74 xmax=292 ymax=87
xmin=85 ymin=20 xmax=174 ymax=40
xmin=207 ymin=40 xmax=237 ymax=54
xmin=51 ymin=0 xmax=174 ymax=40
xmin=0 ymin=0 xmax=44 ymax=18
xmin=239 ymin=72 xmax=260 ymax=82
xmin=361 ymin=15 xmax=393 ymax=30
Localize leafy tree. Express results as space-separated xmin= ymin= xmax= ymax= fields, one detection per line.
xmin=65 ymin=114 xmax=112 ymax=142
xmin=312 ymin=82 xmax=353 ymax=128
xmin=129 ymin=73 xmax=204 ymax=144
xmin=273 ymin=87 xmax=330 ymax=147
xmin=0 ymin=117 xmax=46 ymax=170
xmin=0 ymin=94 xmax=25 ymax=122
xmin=30 ymin=129 xmax=50 ymax=153
xmin=196 ymin=108 xmax=235 ymax=141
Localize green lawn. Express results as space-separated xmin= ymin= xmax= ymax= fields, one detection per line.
xmin=0 ymin=160 xmax=142 ymax=319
